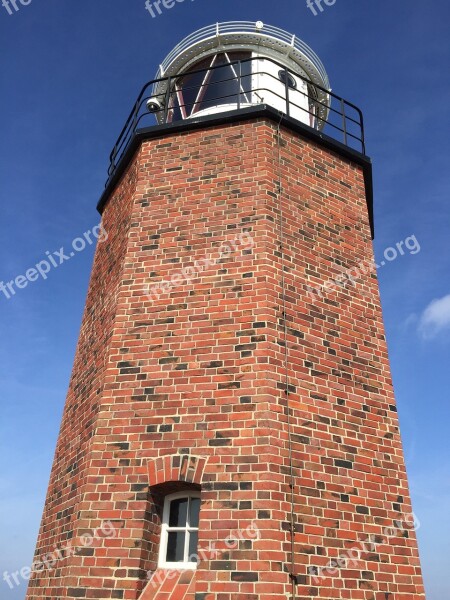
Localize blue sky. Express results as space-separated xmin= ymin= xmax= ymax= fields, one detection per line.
xmin=0 ymin=1 xmax=449 ymax=598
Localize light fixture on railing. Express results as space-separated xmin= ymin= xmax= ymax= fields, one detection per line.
xmin=146 ymin=97 xmax=163 ymax=113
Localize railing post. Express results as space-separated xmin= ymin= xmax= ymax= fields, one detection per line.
xmin=163 ymin=76 xmax=172 ymax=124
xmin=237 ymin=61 xmax=241 ymax=111
xmin=132 ymin=101 xmax=138 ymax=133
xmin=111 ymin=146 xmax=117 ymax=174
xmin=285 ymin=70 xmax=290 ymax=117
xmin=359 ymin=110 xmax=366 ymax=154
xmin=341 ymin=99 xmax=348 ymax=146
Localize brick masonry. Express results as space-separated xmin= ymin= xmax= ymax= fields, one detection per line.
xmin=26 ymin=117 xmax=425 ymax=599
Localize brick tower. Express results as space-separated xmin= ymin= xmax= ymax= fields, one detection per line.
xmin=26 ymin=21 xmax=425 ymax=600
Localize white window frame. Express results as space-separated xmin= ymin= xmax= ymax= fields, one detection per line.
xmin=158 ymin=491 xmax=201 ymax=570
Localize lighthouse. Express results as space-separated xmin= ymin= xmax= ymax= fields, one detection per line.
xmin=26 ymin=21 xmax=424 ymax=600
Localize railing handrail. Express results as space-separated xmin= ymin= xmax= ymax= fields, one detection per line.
xmin=156 ymin=21 xmax=330 ymax=91
xmin=105 ymin=56 xmax=365 ymax=186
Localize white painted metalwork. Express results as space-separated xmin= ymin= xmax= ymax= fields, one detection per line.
xmin=151 ymin=21 xmax=331 ymax=129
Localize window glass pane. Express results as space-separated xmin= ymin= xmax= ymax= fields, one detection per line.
xmin=239 ymin=59 xmax=253 ymax=104
xmin=188 ymin=530 xmax=199 ymax=563
xmin=166 ymin=531 xmax=186 ymax=562
xmin=178 ymin=70 xmax=205 ymax=114
xmin=189 ymin=497 xmax=201 ymax=528
xmin=174 ymin=52 xmax=252 ymax=118
xmin=169 ymin=497 xmax=188 ymax=527
xmin=201 ymin=69 xmax=233 ymax=110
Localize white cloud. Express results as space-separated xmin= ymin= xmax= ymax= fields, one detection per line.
xmin=418 ymin=294 xmax=450 ymax=339
xmin=402 ymin=313 xmax=418 ymax=332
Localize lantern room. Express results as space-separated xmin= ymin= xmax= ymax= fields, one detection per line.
xmin=147 ymin=21 xmax=331 ymax=129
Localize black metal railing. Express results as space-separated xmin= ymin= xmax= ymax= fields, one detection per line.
xmin=106 ymin=56 xmax=365 ymax=186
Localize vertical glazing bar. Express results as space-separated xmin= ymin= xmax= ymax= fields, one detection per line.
xmin=341 ymin=99 xmax=348 ymax=146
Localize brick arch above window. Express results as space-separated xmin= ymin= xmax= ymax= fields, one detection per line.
xmin=148 ymin=454 xmax=208 ymax=488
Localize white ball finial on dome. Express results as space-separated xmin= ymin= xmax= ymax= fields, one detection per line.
xmin=255 ymin=21 xmax=264 ymax=30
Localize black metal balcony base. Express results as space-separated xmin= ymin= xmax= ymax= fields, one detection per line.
xmin=97 ymin=105 xmax=373 ymax=238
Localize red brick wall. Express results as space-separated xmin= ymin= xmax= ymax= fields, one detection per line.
xmin=26 ymin=153 xmax=140 ymax=598
xmin=26 ymin=118 xmax=425 ymax=600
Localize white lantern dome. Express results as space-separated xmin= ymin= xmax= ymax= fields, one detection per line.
xmin=149 ymin=21 xmax=331 ymax=130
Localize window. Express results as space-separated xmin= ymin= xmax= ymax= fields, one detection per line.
xmin=278 ymin=69 xmax=297 ymax=89
xmin=168 ymin=52 xmax=252 ymax=121
xmin=159 ymin=492 xmax=201 ymax=569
